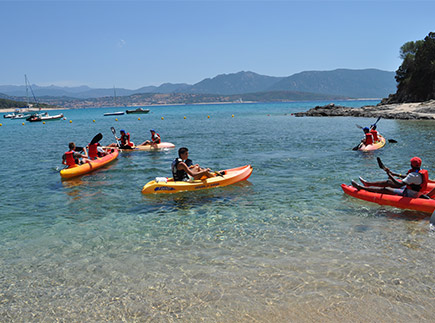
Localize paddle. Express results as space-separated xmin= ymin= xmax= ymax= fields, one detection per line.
xmin=110 ymin=127 xmax=120 ymax=147
xmin=90 ymin=133 xmax=103 ymax=145
xmin=430 ymin=210 xmax=435 ymax=229
xmin=377 ymin=157 xmax=387 ymax=171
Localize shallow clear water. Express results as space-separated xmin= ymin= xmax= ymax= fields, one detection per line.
xmin=1 ymin=101 xmax=435 ymax=321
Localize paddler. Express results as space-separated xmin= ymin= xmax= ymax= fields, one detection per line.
xmin=369 ymin=124 xmax=379 ymax=142
xmin=361 ymin=127 xmax=374 ymax=146
xmin=141 ymin=129 xmax=161 ymax=146
xmin=62 ymin=142 xmax=90 ymax=167
xmin=352 ymin=157 xmax=430 ymax=198
xmin=171 ymin=147 xmax=216 ymax=181
xmin=87 ymin=142 xmax=107 ymax=159
xmin=108 ymin=129 xmax=134 ymax=149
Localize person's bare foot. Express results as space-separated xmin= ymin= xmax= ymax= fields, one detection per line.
xmin=359 ymin=176 xmax=369 ymax=187
xmin=351 ymin=180 xmax=362 ymax=190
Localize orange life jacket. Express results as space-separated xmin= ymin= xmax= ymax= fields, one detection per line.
xmin=406 ymin=168 xmax=429 ymax=193
xmin=370 ymin=129 xmax=379 ymax=142
xmin=152 ymin=132 xmax=161 ymax=144
xmin=64 ymin=151 xmax=77 ymax=167
xmin=88 ymin=143 xmax=99 ymax=159
xmin=364 ymin=133 xmax=373 ymax=145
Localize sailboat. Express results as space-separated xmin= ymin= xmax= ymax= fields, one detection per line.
xmin=103 ymin=85 xmax=124 ymax=116
xmin=4 ymin=75 xmax=39 ymax=119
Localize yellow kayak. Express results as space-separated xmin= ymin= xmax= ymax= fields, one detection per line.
xmin=60 ymin=149 xmax=119 ymax=179
xmin=359 ymin=135 xmax=386 ymax=152
xmin=142 ymin=165 xmax=253 ymax=194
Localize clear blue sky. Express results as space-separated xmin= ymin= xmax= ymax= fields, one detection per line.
xmin=1 ymin=1 xmax=434 ymax=89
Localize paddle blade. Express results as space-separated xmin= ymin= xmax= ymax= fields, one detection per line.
xmin=355 ymin=124 xmax=363 ymax=129
xmin=430 ymin=210 xmax=435 ymax=231
xmin=110 ymin=127 xmax=116 ymax=135
xmin=377 ymin=157 xmax=386 ymax=170
xmin=388 ymin=139 xmax=397 ymax=143
xmin=90 ymin=133 xmax=103 ymax=145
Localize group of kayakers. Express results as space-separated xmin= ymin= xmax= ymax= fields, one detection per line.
xmin=351 ymin=122 xmax=432 ymax=200
xmin=62 ymin=129 xmax=162 ymax=168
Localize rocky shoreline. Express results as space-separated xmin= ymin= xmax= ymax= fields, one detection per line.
xmin=294 ymin=100 xmax=435 ymax=120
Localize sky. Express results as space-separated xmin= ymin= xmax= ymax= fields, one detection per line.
xmin=1 ymin=0 xmax=434 ymax=89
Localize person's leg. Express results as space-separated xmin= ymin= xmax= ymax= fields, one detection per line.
xmin=359 ymin=177 xmax=395 ymax=188
xmin=351 ymin=180 xmax=403 ymax=196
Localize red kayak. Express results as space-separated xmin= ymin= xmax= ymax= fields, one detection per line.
xmin=341 ymin=184 xmax=435 ymax=214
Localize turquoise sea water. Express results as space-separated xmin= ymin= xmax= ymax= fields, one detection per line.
xmin=1 ymin=100 xmax=435 ymax=321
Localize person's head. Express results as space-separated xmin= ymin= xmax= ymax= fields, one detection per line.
xmin=410 ymin=157 xmax=422 ymax=169
xmin=120 ymin=129 xmax=125 ymax=134
xmin=371 ymin=125 xmax=377 ymax=130
xmin=363 ymin=127 xmax=370 ymax=133
xmin=68 ymin=142 xmax=76 ymax=150
xmin=150 ymin=129 xmax=155 ymax=133
xmin=178 ymin=147 xmax=189 ymax=159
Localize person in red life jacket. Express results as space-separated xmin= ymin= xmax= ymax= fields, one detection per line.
xmin=351 ymin=157 xmax=429 ymax=198
xmin=361 ymin=127 xmax=374 ymax=146
xmin=171 ymin=147 xmax=216 ymax=181
xmin=62 ymin=142 xmax=90 ymax=167
xmin=109 ymin=129 xmax=134 ymax=149
xmin=87 ymin=142 xmax=107 ymax=159
xmin=369 ymin=124 xmax=379 ymax=142
xmin=141 ymin=129 xmax=161 ymax=147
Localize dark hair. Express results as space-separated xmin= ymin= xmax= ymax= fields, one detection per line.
xmin=68 ymin=142 xmax=75 ymax=150
xmin=178 ymin=147 xmax=188 ymax=158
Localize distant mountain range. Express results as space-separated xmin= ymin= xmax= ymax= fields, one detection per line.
xmin=0 ymin=69 xmax=396 ymax=100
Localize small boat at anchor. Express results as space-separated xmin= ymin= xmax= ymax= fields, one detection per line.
xmin=125 ymin=107 xmax=150 ymax=114
xmin=27 ymin=112 xmax=64 ymax=122
xmin=104 ymin=111 xmax=125 ymax=116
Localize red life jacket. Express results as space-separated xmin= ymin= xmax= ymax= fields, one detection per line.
xmin=152 ymin=133 xmax=161 ymax=144
xmin=370 ymin=129 xmax=379 ymax=142
xmin=364 ymin=133 xmax=373 ymax=145
xmin=88 ymin=143 xmax=99 ymax=159
xmin=406 ymin=168 xmax=429 ymax=193
xmin=64 ymin=151 xmax=77 ymax=167
xmin=121 ymin=133 xmax=133 ymax=147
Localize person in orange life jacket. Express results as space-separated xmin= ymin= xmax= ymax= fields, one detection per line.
xmin=141 ymin=129 xmax=161 ymax=146
xmin=87 ymin=142 xmax=107 ymax=159
xmin=108 ymin=129 xmax=134 ymax=149
xmin=361 ymin=127 xmax=374 ymax=146
xmin=62 ymin=142 xmax=90 ymax=167
xmin=171 ymin=147 xmax=215 ymax=181
xmin=352 ymin=157 xmax=429 ymax=198
xmin=369 ymin=124 xmax=379 ymax=142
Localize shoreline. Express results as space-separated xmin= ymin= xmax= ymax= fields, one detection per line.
xmin=294 ymin=100 xmax=435 ymax=120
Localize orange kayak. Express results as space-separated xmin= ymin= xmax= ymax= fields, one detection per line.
xmin=341 ymin=184 xmax=435 ymax=213
xmin=60 ymin=149 xmax=119 ymax=179
xmin=142 ymin=165 xmax=253 ymax=194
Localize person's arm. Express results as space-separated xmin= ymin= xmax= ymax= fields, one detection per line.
xmin=385 ymin=168 xmax=404 ymax=187
xmin=178 ymin=162 xmax=210 ymax=178
xmin=62 ymin=154 xmax=67 ymax=165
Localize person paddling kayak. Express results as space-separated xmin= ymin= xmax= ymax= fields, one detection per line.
xmin=171 ymin=147 xmax=216 ymax=181
xmin=369 ymin=124 xmax=379 ymax=142
xmin=108 ymin=129 xmax=134 ymax=149
xmin=141 ymin=129 xmax=161 ymax=146
xmin=352 ymin=157 xmax=430 ymax=198
xmin=361 ymin=127 xmax=374 ymax=146
xmin=62 ymin=142 xmax=90 ymax=167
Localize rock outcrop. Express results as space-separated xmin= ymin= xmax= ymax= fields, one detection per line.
xmin=294 ymin=100 xmax=435 ymax=120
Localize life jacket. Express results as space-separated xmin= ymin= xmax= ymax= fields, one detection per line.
xmin=364 ymin=133 xmax=373 ymax=145
xmin=64 ymin=151 xmax=77 ymax=167
xmin=152 ymin=132 xmax=161 ymax=144
xmin=172 ymin=158 xmax=188 ymax=181
xmin=406 ymin=168 xmax=429 ymax=193
xmin=370 ymin=129 xmax=379 ymax=142
xmin=121 ymin=133 xmax=133 ymax=147
xmin=88 ymin=143 xmax=99 ymax=159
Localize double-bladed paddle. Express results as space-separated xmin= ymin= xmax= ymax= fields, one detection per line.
xmin=90 ymin=133 xmax=103 ymax=145
xmin=110 ymin=127 xmax=120 ymax=147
